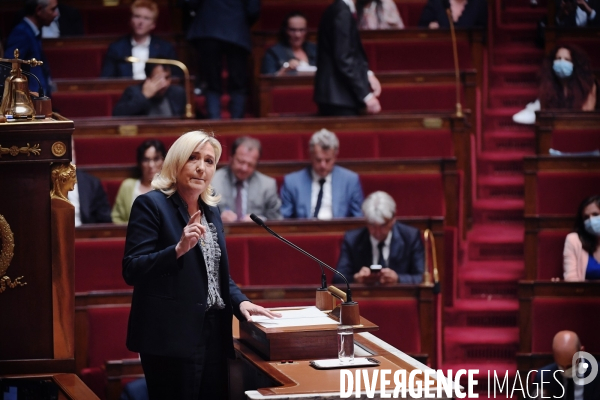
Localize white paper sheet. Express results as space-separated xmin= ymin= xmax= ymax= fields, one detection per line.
xmin=252 ymin=306 xmax=339 ymax=328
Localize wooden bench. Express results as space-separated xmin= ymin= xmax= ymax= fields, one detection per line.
xmin=536 ymin=111 xmax=600 ymax=154
xmin=517 ymin=281 xmax=600 ymax=374
xmin=524 ymin=215 xmax=573 ymax=281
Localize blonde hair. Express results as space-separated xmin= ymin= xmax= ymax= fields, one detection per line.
xmin=152 ymin=131 xmax=222 ymax=206
xmin=131 ymin=0 xmax=159 ymax=21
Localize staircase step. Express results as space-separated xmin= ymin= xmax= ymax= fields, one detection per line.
xmin=489 ymin=87 xmax=538 ymax=109
xmin=445 ymin=327 xmax=519 ymax=362
xmin=501 ymin=7 xmax=548 ymax=25
xmin=477 ymin=152 xmax=531 ymax=176
xmin=489 ymin=69 xmax=538 ymax=89
xmin=445 ymin=298 xmax=519 ymax=327
xmin=467 ymin=223 xmax=524 ymax=259
xmin=492 ymin=26 xmax=539 ymax=48
xmin=483 ymin=130 xmax=536 ymax=152
xmin=492 ymin=47 xmax=544 ymax=67
xmin=484 ymin=108 xmax=535 ymax=133
xmin=472 ymin=199 xmax=525 ymax=225
xmin=477 ymin=175 xmax=524 ymax=199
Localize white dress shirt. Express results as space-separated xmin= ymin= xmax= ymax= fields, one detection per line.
xmin=576 ymin=2 xmax=597 ymax=26
xmin=131 ymin=36 xmax=151 ymax=80
xmin=369 ymin=231 xmax=393 ymax=266
xmin=310 ymin=170 xmax=333 ymax=220
xmin=68 ymin=183 xmax=82 ymax=227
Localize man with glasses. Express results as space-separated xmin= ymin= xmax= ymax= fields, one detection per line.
xmin=212 ymin=137 xmax=282 ymax=222
xmin=334 ymin=191 xmax=425 ymax=284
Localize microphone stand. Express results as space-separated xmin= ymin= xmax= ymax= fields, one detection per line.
xmin=250 ymin=214 xmax=361 ymax=325
xmin=446 ymin=6 xmax=464 ymax=118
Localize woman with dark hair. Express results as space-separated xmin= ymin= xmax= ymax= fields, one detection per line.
xmin=563 ymin=195 xmax=600 ymax=281
xmin=539 ymin=45 xmax=598 ymax=111
xmin=357 ymin=0 xmax=404 ymax=29
xmin=260 ymin=11 xmax=317 ymax=75
xmin=418 ymin=0 xmax=487 ymax=29
xmin=111 ymin=139 xmax=167 ymax=223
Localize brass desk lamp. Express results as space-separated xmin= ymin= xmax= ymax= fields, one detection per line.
xmin=0 ymin=49 xmax=44 ymax=119
xmin=125 ymin=56 xmax=194 ymax=119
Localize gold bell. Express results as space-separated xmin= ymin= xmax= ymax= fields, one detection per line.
xmin=0 ymin=49 xmax=41 ymax=119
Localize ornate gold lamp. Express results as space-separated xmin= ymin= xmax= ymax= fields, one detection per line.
xmin=0 ymin=49 xmax=44 ymax=119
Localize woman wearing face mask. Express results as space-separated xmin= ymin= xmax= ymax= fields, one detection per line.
xmin=540 ymin=45 xmax=598 ymax=111
xmin=563 ymin=195 xmax=600 ymax=281
xmin=260 ymin=11 xmax=317 ymax=75
xmin=112 ymin=139 xmax=167 ymax=223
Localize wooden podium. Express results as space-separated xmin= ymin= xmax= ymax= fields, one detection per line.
xmin=0 ymin=116 xmax=76 ymax=374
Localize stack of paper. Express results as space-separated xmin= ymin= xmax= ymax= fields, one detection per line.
xmin=252 ymin=306 xmax=339 ymax=328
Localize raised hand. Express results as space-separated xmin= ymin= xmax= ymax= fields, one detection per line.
xmin=175 ymin=210 xmax=206 ymax=258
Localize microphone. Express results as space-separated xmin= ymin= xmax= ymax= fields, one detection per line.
xmin=250 ymin=214 xmax=354 ymax=303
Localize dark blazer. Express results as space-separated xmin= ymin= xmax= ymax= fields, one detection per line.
xmin=418 ymin=0 xmax=488 ymax=28
xmin=314 ymin=0 xmax=371 ymax=109
xmin=280 ymin=166 xmax=364 ymax=219
xmin=555 ymin=0 xmax=600 ymax=27
xmin=123 ymin=190 xmax=249 ymax=358
xmin=260 ymin=42 xmax=318 ymax=74
xmin=100 ymin=35 xmax=179 ymax=78
xmin=186 ymin=0 xmax=260 ymax=52
xmin=532 ymin=361 xmax=600 ymax=400
xmin=76 ymin=170 xmax=112 ymax=224
xmin=12 ymin=5 xmax=84 ymax=36
xmin=334 ymin=221 xmax=425 ymax=284
xmin=5 ymin=20 xmax=51 ymax=94
xmin=112 ymin=84 xmax=186 ymax=117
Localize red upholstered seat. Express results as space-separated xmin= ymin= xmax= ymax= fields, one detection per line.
xmin=226 ymin=237 xmax=250 ymax=286
xmin=82 ymin=6 xmax=171 ymax=35
xmin=52 ymin=92 xmax=119 ymax=118
xmin=270 ymin=88 xmax=317 ymax=115
xmin=378 ymin=130 xmax=454 ymax=158
xmin=379 ymin=85 xmax=462 ymax=112
xmin=551 ymin=130 xmax=600 ymax=153
xmin=531 ymin=298 xmax=600 ymax=353
xmin=248 ymin=133 xmax=306 ymax=161
xmin=536 ymin=172 xmax=600 ymax=215
xmin=45 ymin=47 xmax=106 ymax=78
xmin=536 ymin=230 xmax=569 ymax=280
xmin=245 ymin=235 xmax=342 ymax=285
xmin=359 ymin=298 xmax=421 ymax=353
xmin=75 ymin=238 xmax=129 ymax=292
xmin=257 ymin=4 xmax=327 ymax=30
xmin=101 ymin=179 xmax=124 ymax=208
xmin=363 ymin=41 xmax=473 ymax=71
xmin=74 ymin=136 xmax=179 ymax=166
xmin=80 ymin=305 xmax=137 ymax=400
xmin=361 ymin=174 xmax=445 ymax=216
xmin=396 ymin=2 xmax=427 ymax=27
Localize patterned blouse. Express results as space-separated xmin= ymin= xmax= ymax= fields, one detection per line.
xmin=200 ymin=212 xmax=225 ymax=310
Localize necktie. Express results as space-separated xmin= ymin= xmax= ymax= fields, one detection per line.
xmin=313 ymin=178 xmax=326 ymax=218
xmin=377 ymin=241 xmax=386 ymax=268
xmin=566 ymin=378 xmax=574 ymax=400
xmin=235 ymin=180 xmax=243 ymax=221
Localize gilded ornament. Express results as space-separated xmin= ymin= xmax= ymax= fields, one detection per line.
xmin=0 ymin=143 xmax=41 ymax=157
xmin=50 ymin=162 xmax=77 ymax=203
xmin=0 ymin=214 xmax=26 ymax=294
xmin=51 ymin=141 xmax=67 ymax=157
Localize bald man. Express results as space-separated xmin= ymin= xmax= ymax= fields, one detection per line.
xmin=531 ymin=331 xmax=600 ymax=400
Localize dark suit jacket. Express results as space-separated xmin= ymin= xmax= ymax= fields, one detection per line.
xmin=314 ymin=0 xmax=371 ymax=109
xmin=5 ymin=19 xmax=51 ymax=94
xmin=12 ymin=5 xmax=84 ymax=37
xmin=533 ymin=361 xmax=600 ymax=400
xmin=334 ymin=221 xmax=425 ymax=284
xmin=123 ymin=190 xmax=249 ymax=358
xmin=76 ymin=170 xmax=112 ymax=224
xmin=261 ymin=42 xmax=318 ymax=74
xmin=100 ymin=35 xmax=179 ymax=78
xmin=280 ymin=166 xmax=364 ymax=218
xmin=418 ymin=0 xmax=488 ymax=28
xmin=112 ymin=84 xmax=186 ymax=117
xmin=186 ymin=0 xmax=260 ymax=51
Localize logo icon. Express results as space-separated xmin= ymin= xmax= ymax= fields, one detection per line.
xmin=573 ymin=351 xmax=598 ymax=386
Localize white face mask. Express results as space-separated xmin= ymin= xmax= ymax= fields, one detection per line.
xmin=584 ymin=215 xmax=600 ymax=236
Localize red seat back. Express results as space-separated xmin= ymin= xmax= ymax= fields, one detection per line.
xmin=363 ymin=41 xmax=473 ymax=71
xmin=537 ymin=172 xmax=600 ymax=215
xmin=52 ymin=92 xmax=119 ymax=118
xmin=86 ymin=305 xmax=137 ymax=368
xmin=75 ymin=238 xmax=129 ymax=292
xmin=551 ymin=130 xmax=600 ymax=153
xmin=45 ymin=47 xmax=106 ymax=78
xmin=225 ymin=237 xmax=249 ymax=286
xmin=536 ymin=231 xmax=569 ymax=280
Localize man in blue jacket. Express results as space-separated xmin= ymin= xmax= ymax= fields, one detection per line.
xmin=280 ymin=129 xmax=364 ymax=219
xmin=5 ymin=0 xmax=58 ymax=95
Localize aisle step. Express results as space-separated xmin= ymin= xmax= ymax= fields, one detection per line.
xmin=483 ymin=108 xmax=534 ymax=133
xmin=488 ymin=87 xmax=538 ymax=109
xmin=483 ymin=130 xmax=536 ymax=152
xmin=445 ymin=298 xmax=519 ymax=327
xmin=472 ymin=199 xmax=525 ymax=225
xmin=477 ymin=175 xmax=524 ymax=199
xmin=492 ymin=47 xmax=544 ymax=67
xmin=477 ymin=152 xmax=532 ymax=176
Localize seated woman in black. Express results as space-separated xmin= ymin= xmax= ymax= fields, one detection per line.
xmin=418 ymin=0 xmax=488 ymax=29
xmin=260 ymin=11 xmax=317 ymax=75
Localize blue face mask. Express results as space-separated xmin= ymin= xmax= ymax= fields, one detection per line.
xmin=584 ymin=215 xmax=600 ymax=236
xmin=553 ymin=59 xmax=574 ymax=78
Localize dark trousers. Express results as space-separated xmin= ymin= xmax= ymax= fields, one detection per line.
xmin=140 ymin=310 xmax=229 ymax=400
xmin=317 ymin=103 xmax=360 ymax=116
xmin=195 ymin=38 xmax=249 ymax=119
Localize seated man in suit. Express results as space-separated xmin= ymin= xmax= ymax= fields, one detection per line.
xmin=101 ymin=0 xmax=178 ymax=79
xmin=334 ymin=191 xmax=424 ymax=284
xmin=531 ymin=331 xmax=600 ymax=400
xmin=280 ymin=129 xmax=364 ymax=219
xmin=212 ymin=136 xmax=282 ymax=221
xmin=68 ymin=170 xmax=112 ymax=226
xmin=112 ymin=63 xmax=185 ymax=117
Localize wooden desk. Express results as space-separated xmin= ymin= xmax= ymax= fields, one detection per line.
xmin=535 ymin=111 xmax=600 ymax=154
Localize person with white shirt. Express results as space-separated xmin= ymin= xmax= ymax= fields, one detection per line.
xmin=100 ymin=0 xmax=178 ymax=79
xmin=334 ymin=191 xmax=425 ymax=284
xmin=280 ymin=129 xmax=364 ymax=219
xmin=556 ymin=0 xmax=599 ymax=27
xmin=211 ymin=137 xmax=282 ymax=222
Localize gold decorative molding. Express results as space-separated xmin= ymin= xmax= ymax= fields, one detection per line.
xmin=51 ymin=141 xmax=67 ymax=157
xmin=50 ymin=162 xmax=77 ymax=204
xmin=0 ymin=214 xmax=26 ymax=294
xmin=0 ymin=143 xmax=41 ymax=157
